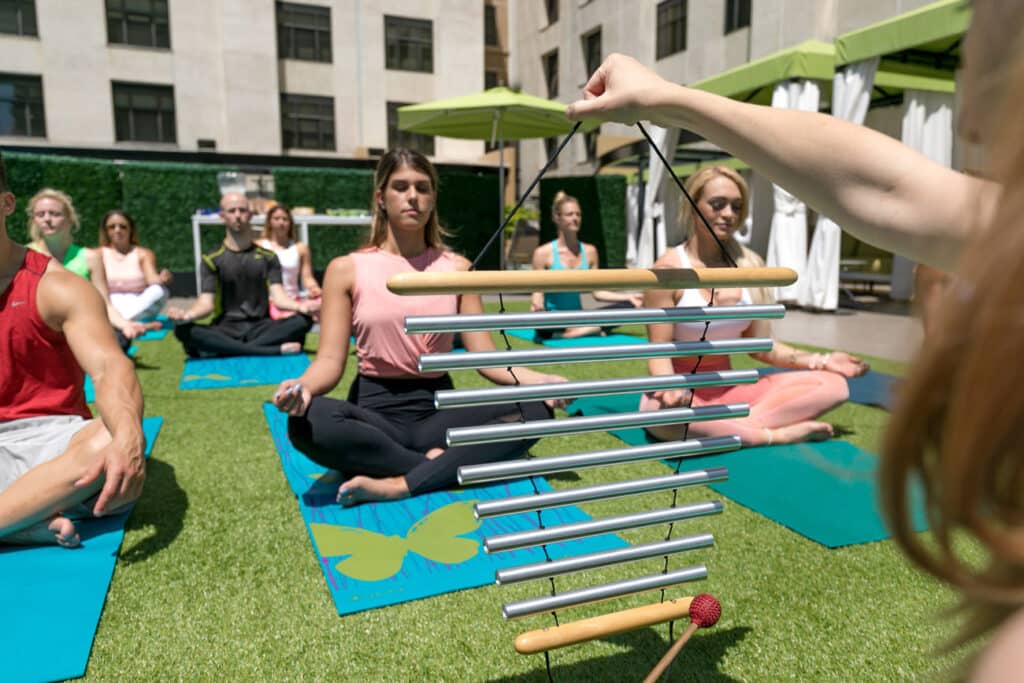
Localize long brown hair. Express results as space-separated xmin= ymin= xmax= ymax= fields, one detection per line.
xmin=879 ymin=30 xmax=1024 ymax=658
xmin=260 ymin=204 xmax=296 ymax=242
xmin=678 ymin=166 xmax=770 ymax=303
xmin=98 ymin=209 xmax=139 ymax=247
xmin=365 ymin=148 xmax=447 ymax=249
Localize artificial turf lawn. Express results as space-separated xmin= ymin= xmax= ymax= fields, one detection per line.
xmin=80 ymin=304 xmax=976 ymax=681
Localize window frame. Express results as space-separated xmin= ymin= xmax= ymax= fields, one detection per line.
xmin=581 ymin=27 xmax=602 ymax=79
xmin=542 ymin=49 xmax=559 ymax=99
xmin=655 ymin=0 xmax=687 ymax=60
xmin=724 ymin=0 xmax=751 ymax=34
xmin=0 ymin=72 xmax=46 ymax=138
xmin=384 ymin=15 xmax=434 ymax=73
xmin=0 ymin=0 xmax=38 ymax=37
xmin=280 ymin=92 xmax=336 ymax=151
xmin=111 ymin=80 xmax=177 ymax=144
xmin=387 ymin=101 xmax=435 ymax=156
xmin=105 ymin=0 xmax=171 ymax=50
xmin=276 ymin=1 xmax=333 ymax=63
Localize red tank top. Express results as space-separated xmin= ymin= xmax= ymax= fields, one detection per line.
xmin=0 ymin=249 xmax=90 ymax=421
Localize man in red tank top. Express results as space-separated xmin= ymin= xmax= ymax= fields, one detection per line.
xmin=0 ymin=151 xmax=145 ymax=548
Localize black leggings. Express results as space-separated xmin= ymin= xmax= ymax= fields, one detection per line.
xmin=288 ymin=374 xmax=552 ymax=495
xmin=174 ymin=315 xmax=312 ymax=358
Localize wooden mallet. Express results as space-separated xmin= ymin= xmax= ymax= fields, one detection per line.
xmin=642 ymin=593 xmax=721 ymax=683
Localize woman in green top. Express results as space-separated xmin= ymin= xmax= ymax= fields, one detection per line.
xmin=27 ymin=188 xmax=146 ymax=346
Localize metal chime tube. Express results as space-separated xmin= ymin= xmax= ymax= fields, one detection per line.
xmin=502 ymin=565 xmax=709 ymax=620
xmin=457 ymin=436 xmax=740 ymax=484
xmin=434 ymin=369 xmax=758 ymax=409
xmin=483 ymin=501 xmax=723 ymax=553
xmin=405 ymin=304 xmax=785 ymax=333
xmin=495 ymin=534 xmax=715 ymax=586
xmin=447 ymin=403 xmax=749 ymax=446
xmin=419 ymin=338 xmax=772 ymax=372
xmin=474 ymin=467 xmax=728 ymax=519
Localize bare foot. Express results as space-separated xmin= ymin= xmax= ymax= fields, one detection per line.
xmin=425 ymin=447 xmax=444 ymax=460
xmin=280 ymin=341 xmax=302 ymax=355
xmin=336 ymin=475 xmax=410 ymax=506
xmin=766 ymin=421 xmax=834 ymax=445
xmin=1 ymin=515 xmax=81 ymax=548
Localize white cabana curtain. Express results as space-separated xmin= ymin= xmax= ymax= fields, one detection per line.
xmin=630 ymin=125 xmax=680 ymax=268
xmin=798 ymin=57 xmax=879 ymax=310
xmin=625 ymin=182 xmax=640 ymax=267
xmin=766 ymin=79 xmax=820 ymax=302
xmin=891 ymin=89 xmax=954 ymax=299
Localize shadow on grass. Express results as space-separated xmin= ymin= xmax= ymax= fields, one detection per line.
xmin=120 ymin=458 xmax=188 ymax=564
xmin=488 ymin=625 xmax=750 ymax=682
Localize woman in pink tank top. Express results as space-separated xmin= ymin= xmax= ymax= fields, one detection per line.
xmin=273 ymin=149 xmax=565 ymax=505
xmin=639 ymin=166 xmax=868 ymax=446
xmin=99 ymin=210 xmax=171 ymax=328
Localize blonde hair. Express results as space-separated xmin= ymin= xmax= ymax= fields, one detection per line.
xmin=551 ymin=191 xmax=580 ymax=219
xmin=678 ymin=166 xmax=770 ymax=303
xmin=880 ymin=24 xmax=1024 ymax=663
xmin=27 ymin=188 xmax=79 ymax=241
xmin=365 ymin=148 xmax=447 ymax=249
xmin=261 ymin=204 xmax=296 ymax=242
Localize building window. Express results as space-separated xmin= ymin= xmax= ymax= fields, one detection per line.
xmin=387 ymin=102 xmax=434 ymax=156
xmin=581 ymin=28 xmax=601 ymax=78
xmin=485 ymin=70 xmax=499 ymax=89
xmin=276 ymin=2 xmax=332 ymax=63
xmin=106 ymin=0 xmax=170 ymax=49
xmin=724 ymin=0 xmax=751 ymax=34
xmin=585 ymin=130 xmax=598 ymax=163
xmin=544 ymin=136 xmax=558 ymax=163
xmin=484 ymin=4 xmax=498 ymax=47
xmin=0 ymin=0 xmax=38 ymax=37
xmin=656 ymin=0 xmax=686 ymax=59
xmin=281 ymin=93 xmax=335 ymax=151
xmin=385 ymin=15 xmax=433 ymax=73
xmin=542 ymin=49 xmax=558 ymax=98
xmin=0 ymin=73 xmax=45 ymax=137
xmin=112 ymin=81 xmax=175 ymax=143
xmin=544 ymin=0 xmax=558 ymax=25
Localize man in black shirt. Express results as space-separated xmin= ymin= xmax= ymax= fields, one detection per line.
xmin=167 ymin=193 xmax=316 ymax=357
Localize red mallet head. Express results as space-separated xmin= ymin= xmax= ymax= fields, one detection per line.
xmin=689 ymin=593 xmax=721 ymax=628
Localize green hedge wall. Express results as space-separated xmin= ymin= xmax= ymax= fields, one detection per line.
xmin=121 ymin=161 xmax=230 ymax=271
xmin=539 ymin=175 xmax=628 ymax=268
xmin=3 ymin=152 xmax=122 ymax=246
xmin=272 ymin=167 xmax=501 ymax=270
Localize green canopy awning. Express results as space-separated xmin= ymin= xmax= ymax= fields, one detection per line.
xmin=397 ymin=87 xmax=596 ymax=140
xmin=689 ymin=39 xmax=835 ymax=105
xmin=835 ymin=0 xmax=967 ymax=95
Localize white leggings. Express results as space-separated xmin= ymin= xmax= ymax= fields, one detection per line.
xmin=110 ymin=284 xmax=168 ymax=321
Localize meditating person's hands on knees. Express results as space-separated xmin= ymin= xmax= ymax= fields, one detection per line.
xmin=273 ymin=378 xmax=311 ymax=416
xmin=648 ymin=388 xmax=693 ymax=410
xmin=817 ymin=351 xmax=869 ymax=378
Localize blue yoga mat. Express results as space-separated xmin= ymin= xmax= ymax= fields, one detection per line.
xmin=180 ymin=353 xmax=311 ymax=390
xmin=505 ymin=327 xmax=644 ymax=347
xmin=262 ymin=404 xmax=628 ymax=615
xmin=84 ymin=346 xmax=138 ymax=403
xmin=0 ymin=416 xmax=163 ymax=683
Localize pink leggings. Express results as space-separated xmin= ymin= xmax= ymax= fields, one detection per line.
xmin=639 ymin=370 xmax=849 ymax=444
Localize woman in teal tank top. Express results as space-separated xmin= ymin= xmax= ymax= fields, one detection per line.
xmin=529 ymin=191 xmax=642 ymax=339
xmin=27 ymin=188 xmax=145 ymax=347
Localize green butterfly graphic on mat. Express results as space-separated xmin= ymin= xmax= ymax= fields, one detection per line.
xmin=182 ymin=373 xmax=232 ymax=381
xmin=310 ymin=500 xmax=482 ymax=582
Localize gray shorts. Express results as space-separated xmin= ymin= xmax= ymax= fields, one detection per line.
xmin=0 ymin=415 xmax=94 ymax=494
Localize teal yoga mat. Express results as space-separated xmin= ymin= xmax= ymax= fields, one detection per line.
xmin=0 ymin=416 xmax=163 ymax=683
xmin=180 ymin=353 xmax=311 ymax=390
xmin=262 ymin=404 xmax=629 ymax=615
xmin=505 ymin=327 xmax=644 ymax=347
xmin=134 ymin=315 xmax=171 ymax=342
xmin=567 ymin=394 xmax=924 ymax=546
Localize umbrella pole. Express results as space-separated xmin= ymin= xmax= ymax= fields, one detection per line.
xmin=499 ymin=136 xmax=505 ymax=270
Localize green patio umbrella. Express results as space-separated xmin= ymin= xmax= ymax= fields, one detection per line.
xmin=398 ymin=87 xmax=597 ymax=268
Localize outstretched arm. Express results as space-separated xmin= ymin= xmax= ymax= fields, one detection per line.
xmin=568 ymin=54 xmax=997 ymax=271
xmin=38 ymin=269 xmax=145 ymax=515
xmin=298 ymin=242 xmax=322 ymax=297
